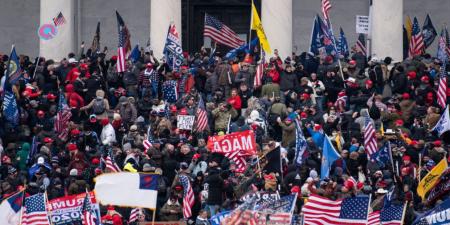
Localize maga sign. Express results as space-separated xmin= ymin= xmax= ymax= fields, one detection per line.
xmin=47 ymin=192 xmax=100 ymax=225
xmin=207 ymin=130 xmax=257 ymax=155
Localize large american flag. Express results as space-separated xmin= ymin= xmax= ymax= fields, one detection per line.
xmin=367 ymin=203 xmax=405 ymax=225
xmin=437 ymin=28 xmax=448 ymax=109
xmin=129 ymin=208 xmax=141 ymax=223
xmin=254 ymin=51 xmax=265 ymax=88
xmin=116 ymin=11 xmax=131 ymax=73
xmin=179 ymin=175 xmax=195 ymax=219
xmin=105 ymin=148 xmax=121 ymax=172
xmin=195 ymin=96 xmax=208 ymax=132
xmin=224 ymin=151 xmax=247 ymax=173
xmin=302 ymin=194 xmax=370 ymax=225
xmin=204 ymin=13 xmax=245 ymax=49
xmin=81 ymin=192 xmax=98 ymax=225
xmin=409 ymin=17 xmax=425 ymax=57
xmin=53 ymin=12 xmax=66 ymax=27
xmin=55 ymin=92 xmax=72 ymax=140
xmin=364 ymin=117 xmax=378 ymax=159
xmin=321 ymin=0 xmax=332 ymax=21
xmin=356 ymin=33 xmax=367 ymax=56
xmin=21 ymin=193 xmax=50 ymax=225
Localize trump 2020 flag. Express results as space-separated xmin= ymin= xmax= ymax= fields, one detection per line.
xmin=0 ymin=190 xmax=24 ymax=225
xmin=413 ymin=197 xmax=450 ymax=225
xmin=94 ymin=172 xmax=159 ymax=209
xmin=163 ymin=24 xmax=184 ymax=71
xmin=432 ymin=105 xmax=450 ymax=136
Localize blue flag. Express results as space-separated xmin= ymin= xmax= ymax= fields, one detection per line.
xmin=294 ymin=119 xmax=307 ymax=166
xmin=2 ymin=47 xmax=19 ymax=126
xmin=163 ymin=24 xmax=184 ymax=71
xmin=27 ymin=136 xmax=39 ymax=164
xmin=370 ymin=141 xmax=391 ymax=168
xmin=321 ymin=135 xmax=341 ymax=179
xmin=338 ymin=27 xmax=349 ymax=58
xmin=422 ymin=14 xmax=437 ymax=49
xmin=210 ymin=210 xmax=231 ymax=225
xmin=413 ymin=197 xmax=450 ymax=224
xmin=309 ymin=15 xmax=323 ymax=55
xmin=129 ymin=44 xmax=140 ymax=63
xmin=318 ymin=15 xmax=338 ymax=56
xmin=224 ymin=38 xmax=259 ymax=60
xmin=6 ymin=46 xmax=22 ymax=84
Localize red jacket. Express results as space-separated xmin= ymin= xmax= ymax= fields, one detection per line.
xmin=65 ymin=68 xmax=80 ymax=84
xmin=101 ymin=214 xmax=123 ymax=225
xmin=65 ymin=84 xmax=85 ymax=108
xmin=227 ymin=95 xmax=242 ymax=110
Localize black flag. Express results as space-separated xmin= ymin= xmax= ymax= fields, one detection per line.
xmin=403 ymin=26 xmax=409 ymax=60
xmin=90 ymin=22 xmax=100 ymax=53
xmin=422 ymin=14 xmax=437 ymax=48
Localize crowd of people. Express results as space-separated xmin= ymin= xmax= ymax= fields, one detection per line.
xmin=0 ymin=42 xmax=449 ymax=225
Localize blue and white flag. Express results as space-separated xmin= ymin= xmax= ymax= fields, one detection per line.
xmin=224 ymin=38 xmax=259 ymax=60
xmin=432 ymin=105 xmax=450 ymax=136
xmin=129 ymin=44 xmax=140 ymax=63
xmin=294 ymin=119 xmax=307 ymax=166
xmin=309 ymin=15 xmax=323 ymax=55
xmin=2 ymin=66 xmax=19 ymax=126
xmin=413 ymin=197 xmax=450 ymax=225
xmin=6 ymin=46 xmax=22 ymax=84
xmin=321 ymin=135 xmax=341 ymax=179
xmin=338 ymin=27 xmax=349 ymax=58
xmin=0 ymin=190 xmax=24 ymax=225
xmin=370 ymin=141 xmax=391 ymax=168
xmin=163 ymin=24 xmax=184 ymax=71
xmin=210 ymin=210 xmax=231 ymax=225
xmin=162 ymin=80 xmax=178 ymax=103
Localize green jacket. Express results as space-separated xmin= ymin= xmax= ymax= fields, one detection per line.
xmin=212 ymin=108 xmax=238 ymax=131
xmin=16 ymin=143 xmax=30 ymax=171
xmin=261 ymin=83 xmax=281 ymax=98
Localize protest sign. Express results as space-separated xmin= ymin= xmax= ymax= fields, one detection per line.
xmin=177 ymin=115 xmax=195 ymax=130
xmin=47 ymin=192 xmax=100 ymax=225
xmin=207 ymin=130 xmax=257 ymax=155
xmin=356 ymin=15 xmax=370 ymax=34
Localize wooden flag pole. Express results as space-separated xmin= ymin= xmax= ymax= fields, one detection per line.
xmin=44 ymin=190 xmax=54 ymax=225
xmin=249 ymin=0 xmax=254 ymax=51
xmin=18 ymin=186 xmax=26 ymax=225
xmin=400 ymin=201 xmax=408 ymax=225
xmin=152 ymin=209 xmax=156 ymax=225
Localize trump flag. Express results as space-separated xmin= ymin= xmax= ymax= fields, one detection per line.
xmin=94 ymin=172 xmax=159 ymax=209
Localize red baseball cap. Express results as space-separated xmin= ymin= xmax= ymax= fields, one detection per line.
xmin=43 ymin=137 xmax=53 ymax=143
xmin=70 ymin=129 xmax=80 ymax=136
xmin=47 ymin=93 xmax=57 ymax=100
xmin=67 ymin=143 xmax=78 ymax=151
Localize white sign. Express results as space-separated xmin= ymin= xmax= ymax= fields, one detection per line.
xmin=177 ymin=115 xmax=195 ymax=130
xmin=356 ymin=15 xmax=370 ymax=34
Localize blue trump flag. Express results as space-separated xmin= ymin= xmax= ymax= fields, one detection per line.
xmin=370 ymin=141 xmax=391 ymax=168
xmin=210 ymin=210 xmax=231 ymax=225
xmin=413 ymin=197 xmax=450 ymax=225
xmin=163 ymin=24 xmax=184 ymax=71
xmin=129 ymin=44 xmax=140 ymax=63
xmin=318 ymin=15 xmax=338 ymax=56
xmin=224 ymin=38 xmax=259 ymax=60
xmin=2 ymin=46 xmax=20 ymax=127
xmin=309 ymin=15 xmax=323 ymax=55
xmin=338 ymin=27 xmax=349 ymax=58
xmin=294 ymin=119 xmax=307 ymax=166
xmin=321 ymin=135 xmax=341 ymax=179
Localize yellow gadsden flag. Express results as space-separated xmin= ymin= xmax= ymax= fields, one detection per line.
xmin=251 ymin=1 xmax=271 ymax=54
xmin=417 ymin=158 xmax=448 ymax=200
xmin=405 ymin=15 xmax=413 ymax=42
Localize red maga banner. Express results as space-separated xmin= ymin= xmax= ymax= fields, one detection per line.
xmin=207 ymin=130 xmax=257 ymax=155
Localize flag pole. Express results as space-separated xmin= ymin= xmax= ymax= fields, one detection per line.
xmin=32 ymin=56 xmax=40 ymax=80
xmin=366 ymin=194 xmax=372 ymax=223
xmin=44 ymin=190 xmax=54 ymax=225
xmin=249 ymin=0 xmax=254 ymax=51
xmin=400 ymin=202 xmax=407 ymax=225
xmin=151 ymin=208 xmax=156 ymax=225
xmin=18 ymin=187 xmax=26 ymax=225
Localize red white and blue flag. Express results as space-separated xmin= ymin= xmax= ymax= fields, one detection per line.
xmin=116 ymin=11 xmax=131 ymax=73
xmin=55 ymin=92 xmax=72 ymax=140
xmin=364 ymin=117 xmax=378 ymax=160
xmin=409 ymin=17 xmax=425 ymax=57
xmin=254 ymin=50 xmax=265 ymax=88
xmin=195 ymin=96 xmax=208 ymax=132
xmin=368 ymin=203 xmax=405 ymax=225
xmin=321 ymin=0 xmax=332 ymax=21
xmin=179 ymin=175 xmax=194 ymax=219
xmin=81 ymin=191 xmax=98 ymax=225
xmin=163 ymin=24 xmax=184 ymax=71
xmin=105 ymin=148 xmax=121 ymax=173
xmin=53 ymin=12 xmax=66 ymax=27
xmin=21 ymin=193 xmax=50 ymax=225
xmin=204 ymin=13 xmax=245 ymax=49
xmin=437 ymin=28 xmax=448 ymax=109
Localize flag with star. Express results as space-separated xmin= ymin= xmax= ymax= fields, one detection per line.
xmin=21 ymin=193 xmax=51 ymax=225
xmin=162 ymin=80 xmax=178 ymax=103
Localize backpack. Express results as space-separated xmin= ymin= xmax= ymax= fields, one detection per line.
xmin=92 ymin=98 xmax=105 ymax=115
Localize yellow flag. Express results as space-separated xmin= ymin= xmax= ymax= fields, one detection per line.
xmin=251 ymin=1 xmax=271 ymax=54
xmin=417 ymin=158 xmax=448 ymax=200
xmin=405 ymin=16 xmax=413 ymax=42
xmin=380 ymin=122 xmax=385 ymax=136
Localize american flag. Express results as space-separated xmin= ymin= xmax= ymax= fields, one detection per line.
xmin=356 ymin=33 xmax=367 ymax=56
xmin=204 ymin=13 xmax=245 ymax=49
xmin=55 ymin=92 xmax=72 ymax=140
xmin=409 ymin=17 xmax=425 ymax=58
xmin=21 ymin=193 xmax=50 ymax=225
xmin=116 ymin=11 xmax=131 ymax=73
xmin=162 ymin=80 xmax=178 ymax=103
xmin=254 ymin=51 xmax=265 ymax=88
xmin=81 ymin=192 xmax=98 ymax=225
xmin=367 ymin=203 xmax=405 ymax=225
xmin=321 ymin=0 xmax=332 ymax=21
xmin=364 ymin=117 xmax=378 ymax=159
xmin=445 ymin=27 xmax=450 ymax=57
xmin=437 ymin=28 xmax=448 ymax=109
xmin=143 ymin=126 xmax=156 ymax=150
xmin=302 ymin=194 xmax=370 ymax=225
xmin=224 ymin=151 xmax=247 ymax=173
xmin=53 ymin=12 xmax=66 ymax=27
xmin=129 ymin=208 xmax=141 ymax=223
xmin=195 ymin=96 xmax=208 ymax=132
xmin=105 ymin=148 xmax=121 ymax=172
xmin=224 ymin=196 xmax=258 ymax=225
xmin=179 ymin=175 xmax=195 ymax=219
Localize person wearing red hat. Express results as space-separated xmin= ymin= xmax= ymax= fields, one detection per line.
xmin=100 ymin=118 xmax=116 ymax=145
xmin=235 ymin=55 xmax=254 ymax=89
xmin=65 ymin=84 xmax=85 ymax=108
xmin=65 ymin=66 xmax=81 ymax=84
xmin=227 ymin=88 xmax=242 ymax=111
xmin=178 ymin=65 xmax=195 ymax=99
xmin=101 ymin=205 xmax=123 ymax=225
xmin=400 ymin=155 xmax=417 ymax=180
xmin=334 ymin=91 xmax=347 ymax=113
xmin=139 ymin=62 xmax=159 ymax=98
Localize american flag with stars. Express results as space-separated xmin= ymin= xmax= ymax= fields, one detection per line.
xmin=129 ymin=208 xmax=141 ymax=223
xmin=409 ymin=17 xmax=425 ymax=57
xmin=105 ymin=148 xmax=121 ymax=173
xmin=195 ymin=95 xmax=208 ymax=132
xmin=116 ymin=11 xmax=131 ymax=73
xmin=21 ymin=193 xmax=50 ymax=225
xmin=445 ymin=27 xmax=450 ymax=57
xmin=356 ymin=33 xmax=367 ymax=56
xmin=81 ymin=192 xmax=98 ymax=225
xmin=179 ymin=175 xmax=195 ymax=219
xmin=437 ymin=28 xmax=448 ymax=109
xmin=204 ymin=13 xmax=245 ymax=49
xmin=55 ymin=91 xmax=72 ymax=140
xmin=143 ymin=126 xmax=156 ymax=150
xmin=364 ymin=116 xmax=378 ymax=160
xmin=53 ymin=12 xmax=66 ymax=27
xmin=254 ymin=50 xmax=265 ymax=88
xmin=162 ymin=80 xmax=178 ymax=103
xmin=367 ymin=203 xmax=405 ymax=225
xmin=302 ymin=194 xmax=370 ymax=225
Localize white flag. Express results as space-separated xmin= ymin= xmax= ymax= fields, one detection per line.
xmin=432 ymin=106 xmax=450 ymax=136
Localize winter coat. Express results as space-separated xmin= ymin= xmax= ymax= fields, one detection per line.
xmin=160 ymin=200 xmax=183 ymax=221
xmin=279 ymin=71 xmax=299 ymax=92
xmin=212 ymin=108 xmax=238 ymax=131
xmin=279 ymin=122 xmax=296 ymax=147
xmin=101 ymin=124 xmax=116 ymax=145
xmin=235 ymin=70 xmax=253 ymax=89
xmin=227 ymin=95 xmax=242 ymax=110
xmin=205 ymin=170 xmax=225 ymax=205
xmin=261 ymin=83 xmax=281 ymax=98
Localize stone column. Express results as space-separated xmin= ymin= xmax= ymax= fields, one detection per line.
xmin=150 ymin=0 xmax=182 ymax=60
xmin=370 ymin=0 xmax=403 ymax=61
xmin=39 ymin=0 xmax=76 ymax=60
xmin=261 ymin=0 xmax=293 ymax=59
